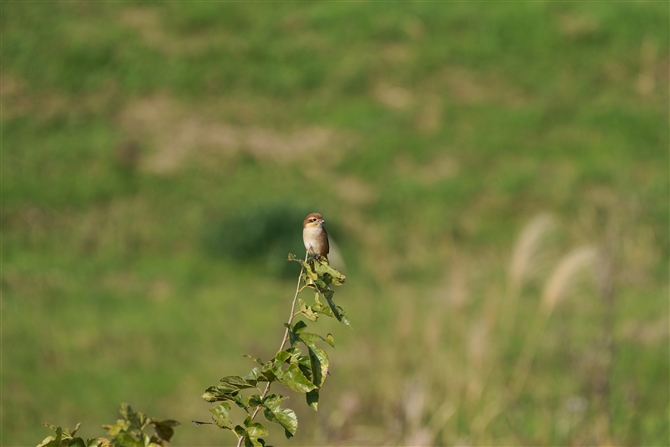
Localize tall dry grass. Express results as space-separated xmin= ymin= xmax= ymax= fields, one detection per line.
xmin=321 ymin=214 xmax=610 ymax=446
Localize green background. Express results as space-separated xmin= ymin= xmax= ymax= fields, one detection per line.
xmin=3 ymin=2 xmax=668 ymax=446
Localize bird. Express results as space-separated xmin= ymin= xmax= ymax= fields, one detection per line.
xmin=303 ymin=213 xmax=329 ymax=260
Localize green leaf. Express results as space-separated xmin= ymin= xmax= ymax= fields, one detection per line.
xmin=311 ymin=301 xmax=334 ymax=319
xmin=296 ymin=331 xmax=319 ymax=348
xmin=297 ymin=359 xmax=313 ymax=384
xmin=276 ymin=364 xmax=317 ymax=393
xmin=288 ymin=321 xmax=309 ymax=346
xmin=218 ymin=375 xmax=256 ymax=393
xmin=43 ymin=422 xmax=60 ymax=432
xmin=249 ymin=394 xmax=264 ymax=407
xmin=244 ymin=417 xmax=269 ymax=438
xmin=312 ymin=298 xmax=350 ymax=327
xmin=325 ymin=333 xmax=335 ymax=348
xmin=119 ymin=403 xmax=133 ymax=420
xmin=69 ymin=423 xmax=82 ymax=437
xmin=243 ymin=435 xmax=263 ymax=447
xmin=243 ymin=354 xmax=263 ymax=365
xmin=243 ymin=367 xmax=266 ymax=387
xmin=302 ymin=305 xmax=318 ymax=321
xmin=202 ymin=386 xmax=223 ymax=402
xmin=274 ymin=350 xmax=292 ymax=364
xmin=306 ymin=389 xmax=319 ymax=411
xmin=303 ymin=267 xmax=318 ymax=281
xmin=260 ymin=361 xmax=278 ymax=383
xmin=314 ymin=259 xmax=346 ymax=285
xmin=102 ymin=417 xmax=131 ymax=436
xmin=37 ymin=436 xmax=57 ymax=447
xmin=210 ymin=402 xmax=233 ymax=430
xmin=298 ymin=297 xmax=319 ymax=322
xmin=262 ymin=394 xmax=298 ymax=438
xmin=153 ymin=419 xmax=180 ymax=441
xmin=285 ymin=346 xmax=301 ymax=357
xmin=292 ymin=321 xmax=308 ymax=333
xmin=112 ymin=433 xmax=142 ymax=447
xmin=307 ymin=345 xmax=329 ymax=387
xmin=203 ymin=385 xmax=246 ymax=405
xmin=324 ymin=294 xmax=351 ymax=327
xmin=236 ymin=418 xmax=269 ymax=447
xmin=287 ymin=326 xmax=300 ymax=346
xmin=231 ymin=392 xmax=251 ymax=409
xmin=67 ymin=438 xmax=86 ymax=447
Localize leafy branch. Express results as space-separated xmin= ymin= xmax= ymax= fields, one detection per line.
xmin=195 ymin=251 xmax=348 ymax=446
xmin=37 ymin=404 xmax=179 ymax=447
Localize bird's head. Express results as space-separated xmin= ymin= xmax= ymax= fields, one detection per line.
xmin=303 ymin=213 xmax=325 ymax=229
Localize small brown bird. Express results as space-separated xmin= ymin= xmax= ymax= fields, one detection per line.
xmin=303 ymin=213 xmax=329 ymax=260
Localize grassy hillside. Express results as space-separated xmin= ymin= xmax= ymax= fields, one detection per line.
xmin=3 ymin=3 xmax=668 ymax=446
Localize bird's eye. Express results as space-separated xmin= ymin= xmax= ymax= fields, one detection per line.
xmin=310 ymin=218 xmax=316 ymax=222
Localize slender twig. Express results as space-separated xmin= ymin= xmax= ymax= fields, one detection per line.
xmin=236 ymin=251 xmax=308 ymax=447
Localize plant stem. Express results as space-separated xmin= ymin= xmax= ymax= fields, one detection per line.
xmin=236 ymin=251 xmax=308 ymax=447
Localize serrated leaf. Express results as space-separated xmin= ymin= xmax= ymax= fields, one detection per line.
xmin=306 ymin=389 xmax=319 ymax=411
xmin=210 ymin=403 xmax=233 ymax=430
xmin=262 ymin=395 xmax=298 ymax=438
xmin=276 ymin=364 xmax=317 ymax=393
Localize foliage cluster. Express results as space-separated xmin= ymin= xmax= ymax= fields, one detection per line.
xmin=38 ymin=404 xmax=178 ymax=447
xmin=195 ymin=254 xmax=347 ymax=446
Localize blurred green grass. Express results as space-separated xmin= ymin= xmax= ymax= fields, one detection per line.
xmin=3 ymin=3 xmax=668 ymax=446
